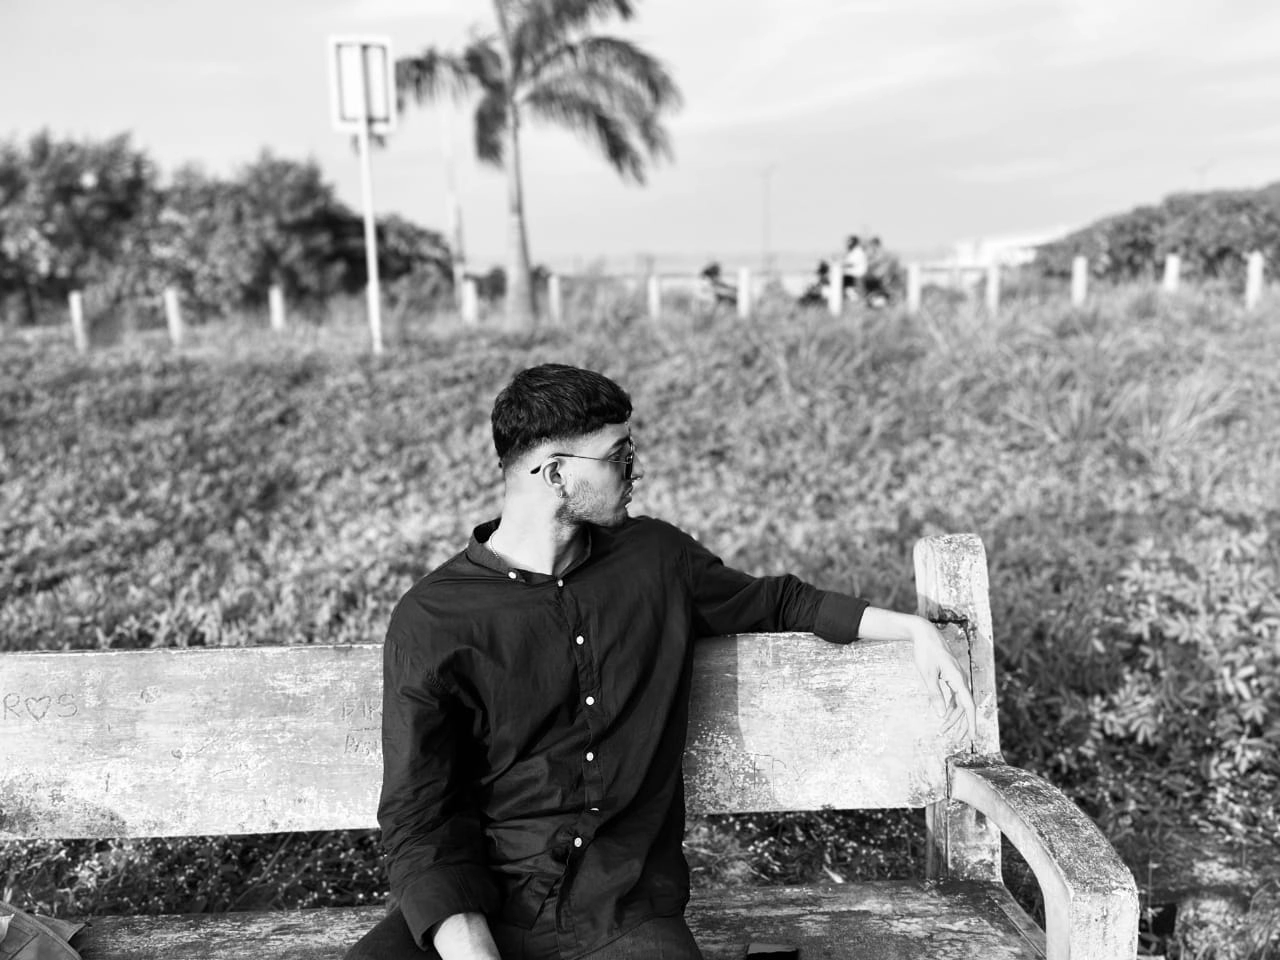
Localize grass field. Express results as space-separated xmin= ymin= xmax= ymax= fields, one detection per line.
xmin=2 ymin=286 xmax=1278 ymax=955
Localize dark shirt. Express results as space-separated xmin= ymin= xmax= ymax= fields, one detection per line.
xmin=378 ymin=515 xmax=868 ymax=958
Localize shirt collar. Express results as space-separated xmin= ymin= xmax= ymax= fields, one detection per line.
xmin=465 ymin=518 xmax=597 ymax=584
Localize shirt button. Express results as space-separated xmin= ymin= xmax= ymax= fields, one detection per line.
xmin=573 ymin=837 xmax=583 ymax=848
xmin=590 ymin=807 xmax=600 ymax=812
xmin=575 ymin=636 xmax=584 ymax=645
xmin=585 ymin=751 xmax=595 ymax=762
xmin=585 ymin=696 xmax=595 ymax=706
xmin=507 ymin=571 xmax=517 ymax=580
xmin=557 ymin=579 xmax=564 ymax=587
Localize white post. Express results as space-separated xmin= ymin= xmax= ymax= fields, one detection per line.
xmin=163 ymin=287 xmax=184 ymax=347
xmin=356 ymin=119 xmax=384 ymax=354
xmin=985 ymin=263 xmax=1000 ymax=314
xmin=827 ymin=264 xmax=843 ymax=317
xmin=547 ymin=274 xmax=563 ymax=326
xmin=737 ymin=267 xmax=752 ymax=320
xmin=906 ymin=263 xmax=922 ymax=314
xmin=461 ymin=277 xmax=479 ymax=325
xmin=647 ymin=274 xmax=662 ymax=323
xmin=269 ymin=285 xmax=286 ymax=331
xmin=68 ymin=291 xmax=88 ymax=354
xmin=1162 ymin=254 xmax=1181 ymax=293
xmin=1071 ymin=255 xmax=1088 ymax=307
xmin=1245 ymin=251 xmax=1264 ymax=310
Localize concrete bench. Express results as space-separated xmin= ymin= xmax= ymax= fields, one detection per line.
xmin=0 ymin=533 xmax=1138 ymax=959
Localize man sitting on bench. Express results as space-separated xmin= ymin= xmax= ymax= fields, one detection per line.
xmin=344 ymin=363 xmax=977 ymax=960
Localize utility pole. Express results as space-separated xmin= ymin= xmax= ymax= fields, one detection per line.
xmin=761 ymin=164 xmax=776 ymax=276
xmin=442 ymin=107 xmax=467 ymax=309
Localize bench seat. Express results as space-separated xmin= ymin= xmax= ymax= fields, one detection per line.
xmin=71 ymin=881 xmax=1044 ymax=959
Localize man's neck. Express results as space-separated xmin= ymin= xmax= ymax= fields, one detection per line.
xmin=487 ymin=503 xmax=585 ymax=577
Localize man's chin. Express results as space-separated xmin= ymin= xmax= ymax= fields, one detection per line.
xmin=597 ymin=505 xmax=631 ymax=528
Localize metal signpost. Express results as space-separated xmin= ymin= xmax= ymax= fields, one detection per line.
xmin=328 ymin=36 xmax=396 ymax=354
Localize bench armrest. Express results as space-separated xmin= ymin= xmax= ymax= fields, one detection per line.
xmin=948 ymin=755 xmax=1139 ymax=960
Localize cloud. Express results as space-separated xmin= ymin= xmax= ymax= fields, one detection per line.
xmin=325 ymin=0 xmax=477 ymax=20
xmin=950 ymin=156 xmax=1079 ymax=184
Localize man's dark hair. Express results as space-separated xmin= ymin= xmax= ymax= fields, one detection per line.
xmin=491 ymin=364 xmax=632 ymax=469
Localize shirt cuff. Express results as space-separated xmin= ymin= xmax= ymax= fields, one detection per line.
xmin=812 ymin=591 xmax=868 ymax=644
xmin=398 ymin=866 xmax=501 ymax=950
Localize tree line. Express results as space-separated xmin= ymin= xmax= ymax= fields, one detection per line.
xmin=0 ymin=130 xmax=452 ymax=328
xmin=1033 ymin=181 xmax=1280 ymax=285
xmin=0 ymin=0 xmax=683 ymax=333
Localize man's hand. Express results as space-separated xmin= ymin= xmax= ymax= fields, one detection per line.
xmin=908 ymin=617 xmax=977 ymax=742
xmin=431 ymin=912 xmax=502 ymax=960
xmin=857 ymin=607 xmax=978 ymax=742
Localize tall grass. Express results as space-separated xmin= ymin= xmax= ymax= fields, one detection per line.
xmin=2 ymin=285 xmax=1278 ymax=954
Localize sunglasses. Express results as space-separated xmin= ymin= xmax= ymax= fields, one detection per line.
xmin=529 ymin=437 xmax=638 ymax=481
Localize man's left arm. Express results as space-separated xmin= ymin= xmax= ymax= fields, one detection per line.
xmin=677 ymin=524 xmax=976 ymax=740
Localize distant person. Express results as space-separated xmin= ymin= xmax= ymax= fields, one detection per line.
xmin=342 ymin=363 xmax=976 ymax=960
xmin=699 ymin=261 xmax=737 ymax=308
xmin=841 ymin=235 xmax=868 ymax=302
xmin=797 ymin=260 xmax=832 ymax=308
xmin=863 ymin=236 xmax=890 ymax=308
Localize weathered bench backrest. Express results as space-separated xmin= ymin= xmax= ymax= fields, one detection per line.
xmin=0 ymin=535 xmax=995 ymax=840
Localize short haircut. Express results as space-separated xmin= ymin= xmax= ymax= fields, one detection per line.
xmin=491 ymin=364 xmax=632 ymax=470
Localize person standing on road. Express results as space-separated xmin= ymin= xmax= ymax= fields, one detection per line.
xmin=344 ymin=363 xmax=977 ymax=960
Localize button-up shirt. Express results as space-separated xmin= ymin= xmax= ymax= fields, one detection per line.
xmin=378 ymin=515 xmax=868 ymax=958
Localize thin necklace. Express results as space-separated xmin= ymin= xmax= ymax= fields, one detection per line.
xmin=488 ymin=533 xmax=582 ymax=576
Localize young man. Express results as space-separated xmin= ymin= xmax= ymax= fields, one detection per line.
xmin=346 ymin=364 xmax=976 ymax=960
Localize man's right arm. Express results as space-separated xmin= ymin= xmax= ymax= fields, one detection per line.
xmin=378 ymin=606 xmax=500 ymax=952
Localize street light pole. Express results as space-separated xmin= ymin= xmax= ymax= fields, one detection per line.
xmin=357 ymin=106 xmax=383 ymax=355
xmin=761 ymin=164 xmax=776 ymax=276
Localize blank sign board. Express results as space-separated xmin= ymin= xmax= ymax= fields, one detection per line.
xmin=329 ymin=36 xmax=396 ymax=133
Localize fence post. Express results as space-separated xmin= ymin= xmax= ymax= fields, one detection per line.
xmin=737 ymin=267 xmax=752 ymax=320
xmin=1162 ymin=254 xmax=1180 ymax=293
xmin=461 ymin=278 xmax=479 ymax=325
xmin=985 ymin=263 xmax=1000 ymax=314
xmin=827 ymin=266 xmax=843 ymax=317
xmin=268 ymin=285 xmax=286 ymax=331
xmin=163 ymin=287 xmax=184 ymax=347
xmin=906 ymin=263 xmax=922 ymax=314
xmin=647 ymin=274 xmax=662 ymax=323
xmin=68 ymin=291 xmax=88 ymax=354
xmin=1070 ymin=256 xmax=1088 ymax=307
xmin=547 ymin=274 xmax=563 ymax=326
xmin=1245 ymin=251 xmax=1264 ymax=310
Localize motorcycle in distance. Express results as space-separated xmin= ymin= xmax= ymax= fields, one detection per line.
xmin=796 ymin=260 xmax=891 ymax=309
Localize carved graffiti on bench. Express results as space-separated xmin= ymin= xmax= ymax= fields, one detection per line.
xmin=339 ymin=698 xmax=381 ymax=723
xmin=339 ymin=697 xmax=382 ymax=760
xmin=2 ymin=692 xmax=78 ymax=722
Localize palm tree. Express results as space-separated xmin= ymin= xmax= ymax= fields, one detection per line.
xmin=396 ymin=0 xmax=682 ymax=331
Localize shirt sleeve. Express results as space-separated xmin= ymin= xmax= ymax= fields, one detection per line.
xmin=377 ymin=600 xmax=500 ymax=949
xmin=673 ymin=524 xmax=867 ymax=643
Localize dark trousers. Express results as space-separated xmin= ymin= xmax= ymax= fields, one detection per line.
xmin=343 ymin=905 xmax=703 ymax=960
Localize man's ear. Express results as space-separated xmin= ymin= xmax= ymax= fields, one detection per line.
xmin=540 ymin=457 xmax=568 ymax=497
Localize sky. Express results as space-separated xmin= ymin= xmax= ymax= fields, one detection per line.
xmin=4 ymin=0 xmax=1280 ymax=272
